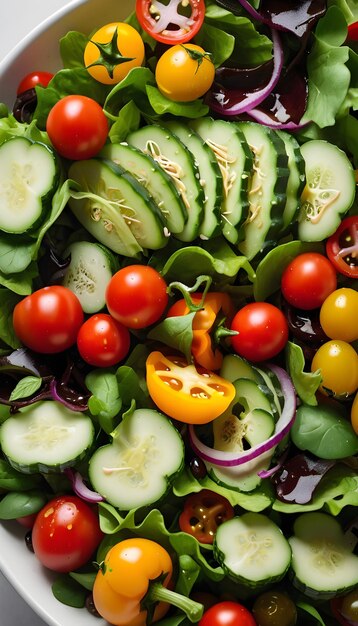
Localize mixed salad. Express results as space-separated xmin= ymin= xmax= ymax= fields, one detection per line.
xmin=0 ymin=0 xmax=358 ymax=625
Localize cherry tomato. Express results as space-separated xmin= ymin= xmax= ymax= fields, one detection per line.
xmin=77 ymin=313 xmax=130 ymax=367
xmin=31 ymin=495 xmax=103 ymax=572
xmin=199 ymin=601 xmax=256 ymax=626
xmin=252 ymin=590 xmax=297 ymax=626
xmin=136 ymin=0 xmax=205 ymax=45
xmin=351 ymin=392 xmax=358 ymax=435
xmin=319 ymin=288 xmax=358 ymax=343
xmin=155 ymin=43 xmax=215 ymax=102
xmin=106 ymin=265 xmax=168 ymax=329
xmin=230 ymin=302 xmax=288 ymax=363
xmin=179 ymin=489 xmax=234 ymax=544
xmin=281 ymin=253 xmax=337 ymax=310
xmin=146 ymin=351 xmax=235 ymax=424
xmin=13 ymin=285 xmax=84 ymax=354
xmin=311 ymin=340 xmax=358 ymax=398
xmin=326 ymin=216 xmax=358 ymax=279
xmin=17 ymin=71 xmax=54 ymax=95
xmin=84 ymin=22 xmax=145 ymax=85
xmin=46 ymin=95 xmax=108 ymax=160
xmin=347 ymin=21 xmax=358 ymax=41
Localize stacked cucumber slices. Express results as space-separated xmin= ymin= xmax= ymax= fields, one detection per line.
xmin=64 ymin=118 xmax=356 ymax=260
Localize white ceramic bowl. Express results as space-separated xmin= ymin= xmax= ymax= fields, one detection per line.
xmin=0 ymin=3 xmax=134 ymax=624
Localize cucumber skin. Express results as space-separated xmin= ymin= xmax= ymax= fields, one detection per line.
xmin=288 ymin=570 xmax=358 ymax=601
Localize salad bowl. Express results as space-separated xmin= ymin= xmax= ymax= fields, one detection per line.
xmin=0 ymin=1 xmax=357 ymax=626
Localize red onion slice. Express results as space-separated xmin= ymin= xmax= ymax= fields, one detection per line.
xmin=50 ymin=378 xmax=88 ymax=412
xmin=64 ymin=468 xmax=104 ymax=503
xmin=188 ymin=364 xmax=296 ymax=468
xmin=247 ymin=107 xmax=308 ymax=130
xmin=209 ymin=29 xmax=283 ymax=116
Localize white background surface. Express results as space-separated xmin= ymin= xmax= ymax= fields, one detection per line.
xmin=0 ymin=6 xmax=72 ymax=626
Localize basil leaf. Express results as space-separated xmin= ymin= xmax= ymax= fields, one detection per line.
xmin=0 ymin=490 xmax=47 ymax=519
xmin=9 ymin=375 xmax=42 ymax=401
xmin=0 ymin=459 xmax=42 ymax=492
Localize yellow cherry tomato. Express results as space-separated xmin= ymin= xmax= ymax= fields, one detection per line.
xmin=311 ymin=340 xmax=358 ymax=398
xmin=84 ymin=22 xmax=145 ymax=85
xmin=351 ymin=392 xmax=358 ymax=435
xmin=319 ymin=287 xmax=358 ymax=343
xmin=155 ymin=44 xmax=215 ymax=102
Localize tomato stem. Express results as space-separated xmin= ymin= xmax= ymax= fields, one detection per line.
xmin=145 ymin=582 xmax=204 ymax=623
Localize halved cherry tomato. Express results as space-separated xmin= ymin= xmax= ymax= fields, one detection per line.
xmin=136 ymin=0 xmax=205 ymax=44
xmin=17 ymin=71 xmax=54 ymax=95
xmin=179 ymin=489 xmax=234 ymax=544
xmin=84 ymin=22 xmax=145 ymax=85
xmin=155 ymin=44 xmax=215 ymax=102
xmin=146 ymin=351 xmax=235 ymax=424
xmin=326 ymin=216 xmax=358 ymax=279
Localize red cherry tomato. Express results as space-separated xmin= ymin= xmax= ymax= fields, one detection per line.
xmin=13 ymin=285 xmax=84 ymax=354
xmin=77 ymin=313 xmax=131 ymax=367
xmin=46 ymin=95 xmax=108 ymax=160
xmin=179 ymin=489 xmax=234 ymax=544
xmin=347 ymin=21 xmax=358 ymax=41
xmin=136 ymin=0 xmax=205 ymax=44
xmin=199 ymin=601 xmax=257 ymax=626
xmin=281 ymin=252 xmax=337 ymax=310
xmin=17 ymin=71 xmax=54 ymax=95
xmin=326 ymin=216 xmax=358 ymax=279
xmin=230 ymin=302 xmax=289 ymax=363
xmin=31 ymin=495 xmax=103 ymax=573
xmin=105 ymin=265 xmax=168 ymax=329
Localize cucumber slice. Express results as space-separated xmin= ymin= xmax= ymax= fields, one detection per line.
xmin=289 ymin=512 xmax=358 ymax=599
xmin=236 ymin=121 xmax=290 ymax=260
xmin=298 ymin=140 xmax=355 ymax=242
xmin=127 ymin=124 xmax=204 ymax=242
xmin=100 ymin=142 xmax=187 ymax=235
xmin=68 ymin=159 xmax=167 ymax=256
xmin=276 ymin=130 xmax=305 ymax=233
xmin=164 ymin=121 xmax=222 ymax=239
xmin=190 ymin=117 xmax=253 ymax=244
xmin=0 ymin=137 xmax=59 ymax=234
xmin=214 ymin=513 xmax=291 ymax=587
xmin=62 ymin=241 xmax=117 ymax=314
xmin=0 ymin=401 xmax=94 ymax=474
xmin=88 ymin=408 xmax=184 ymax=510
xmin=234 ymin=378 xmax=274 ymax=417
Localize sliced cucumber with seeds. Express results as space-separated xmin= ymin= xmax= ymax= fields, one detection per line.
xmin=190 ymin=117 xmax=253 ymax=244
xmin=127 ymin=124 xmax=204 ymax=242
xmin=237 ymin=121 xmax=290 ymax=260
xmin=63 ymin=241 xmax=117 ymax=314
xmin=163 ymin=120 xmax=222 ymax=239
xmin=214 ymin=513 xmax=291 ymax=587
xmin=298 ymin=140 xmax=355 ymax=242
xmin=289 ymin=512 xmax=358 ymax=599
xmin=88 ymin=408 xmax=184 ymax=510
xmin=0 ymin=137 xmax=59 ymax=234
xmin=0 ymin=401 xmax=94 ymax=474
xmin=276 ymin=130 xmax=305 ymax=233
xmin=68 ymin=159 xmax=167 ymax=256
xmin=100 ymin=142 xmax=187 ymax=234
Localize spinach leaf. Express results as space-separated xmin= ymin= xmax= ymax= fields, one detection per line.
xmin=146 ymin=85 xmax=209 ymax=118
xmin=69 ymin=571 xmax=97 ymax=591
xmin=0 ymin=289 xmax=22 ymax=349
xmin=9 ymin=375 xmax=42 ymax=401
xmin=52 ymin=575 xmax=87 ymax=608
xmin=60 ymin=31 xmax=88 ymax=69
xmin=0 ymin=490 xmax=47 ymax=519
xmin=286 ymin=342 xmax=321 ymax=406
xmin=116 ymin=365 xmax=150 ymax=409
xmin=195 ymin=22 xmax=235 ymax=67
xmin=108 ymin=100 xmax=141 ymax=143
xmin=297 ymin=601 xmax=327 ymax=626
xmin=86 ymin=368 xmax=122 ymax=434
xmin=148 ymin=312 xmax=196 ymax=363
xmin=0 ymin=459 xmax=43 ymax=491
xmin=104 ymin=67 xmax=157 ymax=119
xmin=0 ymin=262 xmax=38 ymax=295
xmin=291 ymin=404 xmax=358 ymax=459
